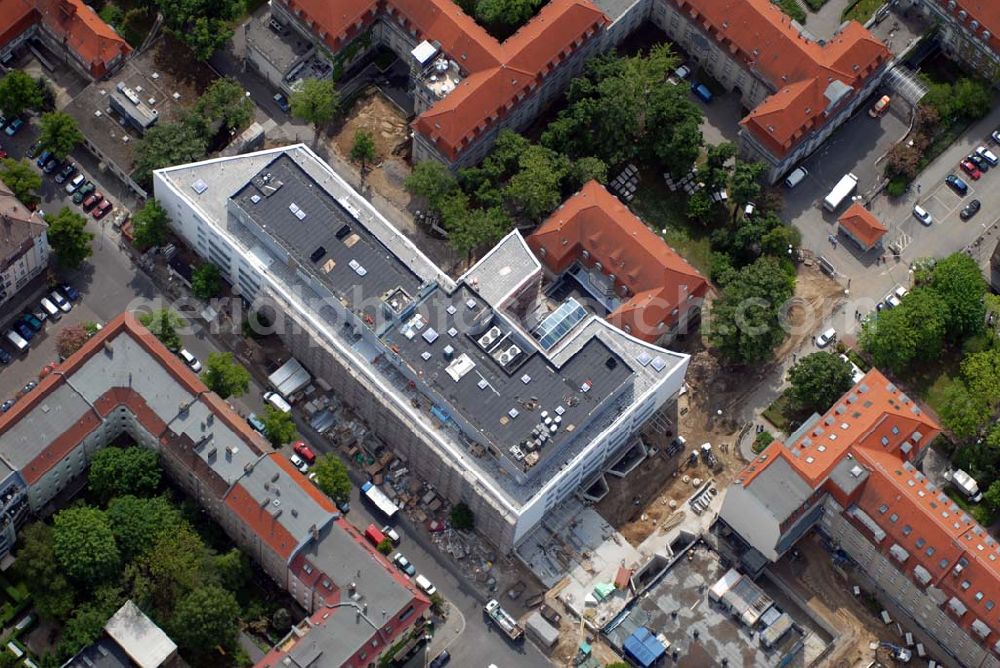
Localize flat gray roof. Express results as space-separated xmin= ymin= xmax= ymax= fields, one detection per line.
xmin=745 ymin=456 xmax=814 ymax=525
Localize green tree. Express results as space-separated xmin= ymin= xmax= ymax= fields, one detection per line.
xmin=686 ymin=189 xmax=715 ymax=222
xmin=47 ymin=207 xmax=94 ymax=269
xmin=312 ymin=454 xmax=352 ymax=504
xmin=53 ymin=506 xmax=121 ymax=586
xmin=88 ymin=446 xmax=161 ymax=502
xmin=787 ymin=352 xmax=855 ymax=414
xmin=195 ymin=77 xmax=254 ymax=134
xmin=929 ymin=253 xmax=986 ymax=339
xmin=201 ymin=351 xmax=251 ymax=399
xmin=106 ymin=495 xmax=184 ymax=562
xmin=128 ymin=524 xmax=214 ymax=617
xmin=157 ymin=0 xmax=241 ymax=60
xmin=0 ymin=69 xmax=42 ymax=117
xmin=938 ymin=379 xmax=990 ymax=440
xmin=961 ymin=347 xmax=1000 ymax=406
xmin=0 ymin=158 xmax=43 ymax=206
xmin=134 ymin=119 xmax=208 ymax=185
xmin=376 ymin=538 xmax=394 ymax=555
xmin=568 ymin=156 xmax=608 ymax=187
xmin=213 ymin=548 xmax=252 ymax=592
xmin=138 ymin=308 xmax=184 ymax=350
xmin=350 ymin=130 xmax=376 ymax=171
xmin=921 ymin=82 xmax=956 ymax=121
xmin=955 ymin=424 xmax=1000 ymax=482
xmin=405 ymin=160 xmax=457 ymax=210
xmin=272 ymin=607 xmax=292 ymax=632
xmin=290 ymin=78 xmax=340 ymax=139
xmin=953 ymin=78 xmax=992 ymax=119
xmin=860 ymin=288 xmax=947 ymax=373
xmin=984 ymin=480 xmax=1000 ymax=514
xmin=170 ymin=585 xmax=241 ymax=652
xmin=262 ymin=406 xmax=297 ymax=446
xmin=38 ymin=112 xmax=83 ymax=159
xmin=57 ymin=604 xmax=112 ymax=661
xmin=503 ymin=143 xmax=568 ymax=221
xmin=131 ymin=199 xmax=171 ymax=250
xmin=57 ymin=324 xmax=91 ymax=359
xmin=708 ymin=257 xmax=795 ymax=364
xmin=729 ymin=161 xmax=765 ymax=210
xmin=13 ymin=523 xmax=76 ymax=621
xmin=191 ymin=262 xmax=222 ymax=299
xmin=446 ymin=205 xmax=511 ymax=258
xmin=450 ymin=502 xmax=475 ymax=530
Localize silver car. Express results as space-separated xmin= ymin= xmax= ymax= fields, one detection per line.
xmin=912 ymin=204 xmax=933 ymax=226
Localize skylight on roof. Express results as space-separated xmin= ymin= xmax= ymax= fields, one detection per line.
xmin=191 ymin=179 xmax=208 ymax=194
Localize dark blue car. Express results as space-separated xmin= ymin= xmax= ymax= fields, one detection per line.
xmin=0 ymin=348 xmax=11 ymax=365
xmin=14 ymin=322 xmax=33 ymax=341
xmin=946 ymin=174 xmax=969 ymax=195
xmin=60 ymin=284 xmax=80 ymax=302
xmin=35 ymin=150 xmax=52 ymax=168
xmin=691 ymin=82 xmax=714 ymax=103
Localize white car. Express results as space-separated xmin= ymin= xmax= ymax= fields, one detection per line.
xmin=65 ymin=173 xmax=85 ymax=193
xmin=178 ymin=348 xmax=202 ymax=373
xmin=893 ymin=285 xmax=908 ymax=301
xmin=49 ymin=290 xmax=71 ymax=312
xmin=381 ymin=525 xmax=401 ymax=545
xmin=912 ymin=204 xmax=933 ymax=225
xmin=289 ymin=453 xmax=309 ymax=473
xmin=815 ymin=327 xmax=836 ymax=348
xmin=839 ymin=354 xmax=865 ymax=384
xmin=976 ymin=145 xmax=999 ymax=166
xmin=674 ymin=65 xmax=691 ymax=80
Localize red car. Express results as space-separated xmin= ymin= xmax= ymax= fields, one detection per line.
xmin=0 ymin=148 xmax=7 ymax=160
xmin=292 ymin=440 xmax=316 ymax=465
xmin=960 ymin=160 xmax=982 ymax=180
xmin=92 ymin=200 xmax=113 ymax=219
xmin=81 ymin=192 xmax=103 ymax=211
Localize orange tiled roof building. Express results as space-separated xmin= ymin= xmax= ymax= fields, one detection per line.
xmin=909 ymin=0 xmax=1000 ymax=82
xmin=260 ymin=0 xmax=891 ymax=182
xmin=721 ymin=369 xmax=1000 ymax=667
xmin=838 ymin=202 xmax=887 ymax=251
xmin=527 ymin=180 xmax=708 ymax=343
xmin=0 ymin=0 xmax=130 ymax=79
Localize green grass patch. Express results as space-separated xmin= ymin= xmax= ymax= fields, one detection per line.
xmin=630 ymin=178 xmax=715 ymax=277
xmin=901 ymin=350 xmax=962 ymax=416
xmin=946 ymin=488 xmax=994 ymax=526
xmin=762 ymin=390 xmax=795 ymax=433
xmin=753 ymin=431 xmax=775 ymax=454
xmin=777 ymin=0 xmax=807 ymax=23
xmin=843 ymin=0 xmax=884 ymax=22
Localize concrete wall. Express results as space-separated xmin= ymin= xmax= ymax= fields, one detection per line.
xmin=719 ymin=484 xmax=782 ymax=561
xmin=903 ymin=0 xmax=1000 ymax=83
xmin=0 ymin=229 xmax=48 ymax=309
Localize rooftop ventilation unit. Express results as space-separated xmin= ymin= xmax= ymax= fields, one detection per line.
xmin=478 ymin=326 xmax=503 ymax=350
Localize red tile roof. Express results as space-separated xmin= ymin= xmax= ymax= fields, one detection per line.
xmin=281 ymin=0 xmax=607 ymax=162
xmin=225 ymin=483 xmax=300 ymax=560
xmin=935 ymin=0 xmax=1000 ymax=57
xmin=838 ymin=202 xmax=887 ymax=248
xmin=0 ymin=0 xmax=35 ymax=51
xmin=527 ymin=181 xmax=709 ymax=341
xmin=670 ymin=0 xmax=889 ymax=158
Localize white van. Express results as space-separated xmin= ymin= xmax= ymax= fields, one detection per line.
xmin=263 ymin=391 xmax=292 ymax=413
xmin=414 ymin=574 xmax=436 ymax=596
xmin=5 ymin=329 xmax=28 ymax=352
xmin=784 ymin=166 xmax=808 ymax=189
xmin=39 ymin=297 xmax=61 ymax=320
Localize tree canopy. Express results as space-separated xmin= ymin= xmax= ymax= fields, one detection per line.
xmin=47 ymin=207 xmax=94 ymax=269
xmin=929 ymin=253 xmax=986 ymax=340
xmin=170 ymin=585 xmax=241 ymax=653
xmin=53 ymin=506 xmax=121 ymax=586
xmin=787 ymin=352 xmax=855 ymax=415
xmin=38 ymin=112 xmax=83 ymax=160
xmin=13 ymin=523 xmax=75 ymax=621
xmin=262 ymin=406 xmax=297 ymax=446
xmin=195 ymin=77 xmax=254 ymax=135
xmin=312 ymin=454 xmax=352 ymax=504
xmin=131 ymin=199 xmax=171 ymax=251
xmin=938 ymin=379 xmax=991 ymax=440
xmin=860 ymin=288 xmax=947 ymax=373
xmin=405 ymin=160 xmax=458 ymax=209
xmin=290 ymin=78 xmax=340 ymax=132
xmin=88 ymin=446 xmax=162 ymax=502
xmin=350 ymin=130 xmax=376 ymax=171
xmin=137 ymin=308 xmax=184 ymax=351
xmin=0 ymin=158 xmax=42 ymax=206
xmin=0 ymin=69 xmax=41 ymax=117
xmin=57 ymin=324 xmax=91 ymax=360
xmin=201 ymin=351 xmax=251 ymax=399
xmin=191 ymin=262 xmax=222 ymax=299
xmin=157 ymin=0 xmax=242 ymax=60
xmin=106 ymin=495 xmax=184 ymax=562
xmin=708 ymin=257 xmax=795 ymax=364
xmin=134 ymin=119 xmax=208 ymax=186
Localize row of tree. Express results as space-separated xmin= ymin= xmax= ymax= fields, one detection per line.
xmin=16 ymin=447 xmax=248 ymax=664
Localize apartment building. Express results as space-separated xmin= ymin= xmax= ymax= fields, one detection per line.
xmin=0 ymin=314 xmax=429 ymax=668
xmin=902 ymin=0 xmax=1000 ymax=82
xmin=0 ymin=0 xmax=131 ymax=79
xmin=720 ymin=369 xmax=1000 ymax=668
xmin=527 ymin=180 xmax=709 ymax=344
xmin=0 ymin=179 xmax=48 ymax=310
xmin=153 ymin=145 xmax=689 ymax=552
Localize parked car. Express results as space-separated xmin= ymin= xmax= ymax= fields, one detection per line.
xmin=288 ymin=453 xmax=309 ymax=473
xmin=19 ymin=381 xmax=37 ymax=397
xmin=273 ymin=93 xmax=290 ymax=113
xmin=993 ymin=129 xmax=1000 ymax=144
xmin=54 ymin=162 xmax=76 ymax=184
xmin=414 ymin=574 xmax=437 ymax=596
xmin=392 ymin=553 xmax=416 ymax=577
xmin=0 ymin=349 xmax=11 ymax=365
xmin=784 ymin=166 xmax=808 ymax=189
xmin=49 ymin=290 xmax=71 ymax=313
xmin=20 ymin=313 xmax=42 ymax=332
xmin=13 ymin=322 xmax=34 ymax=341
xmin=960 ymin=160 xmax=982 ymax=180
xmin=815 ymin=327 xmax=836 ymax=348
xmin=0 ymin=400 xmax=14 ymax=413
xmin=4 ymin=118 xmax=23 ymax=136
xmin=292 ymin=441 xmax=316 ymax=465
xmin=60 ymin=284 xmax=80 ymax=302
xmin=25 ymin=141 xmax=40 ymax=159
xmin=73 ymin=181 xmax=95 ymax=204
xmin=691 ymin=82 xmax=713 ymax=103
xmin=178 ymin=348 xmax=202 ymax=372
xmin=39 ymin=297 xmax=61 ymax=320
xmin=246 ymin=413 xmax=266 ymax=433
xmin=946 ymin=174 xmax=969 ymax=194
xmin=674 ymin=64 xmax=691 ymax=80
xmin=912 ymin=204 xmax=933 ymax=225
xmin=65 ymin=173 xmax=85 ymax=193
xmin=81 ymin=192 xmax=103 ymax=211
xmin=976 ymin=145 xmax=999 ymax=166
xmin=868 ymin=94 xmax=890 ymax=118
xmin=967 ymin=152 xmax=989 ymax=172
xmin=42 ymin=157 xmax=59 ymax=174
xmin=381 ymin=525 xmax=401 ymax=545
xmin=960 ymin=199 xmax=982 ymax=220
xmin=5 ymin=329 xmax=29 ymax=352
xmin=429 ymin=651 xmax=450 ymax=668
xmin=92 ymin=200 xmax=113 ymax=220
xmin=35 ymin=150 xmax=52 ymax=168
